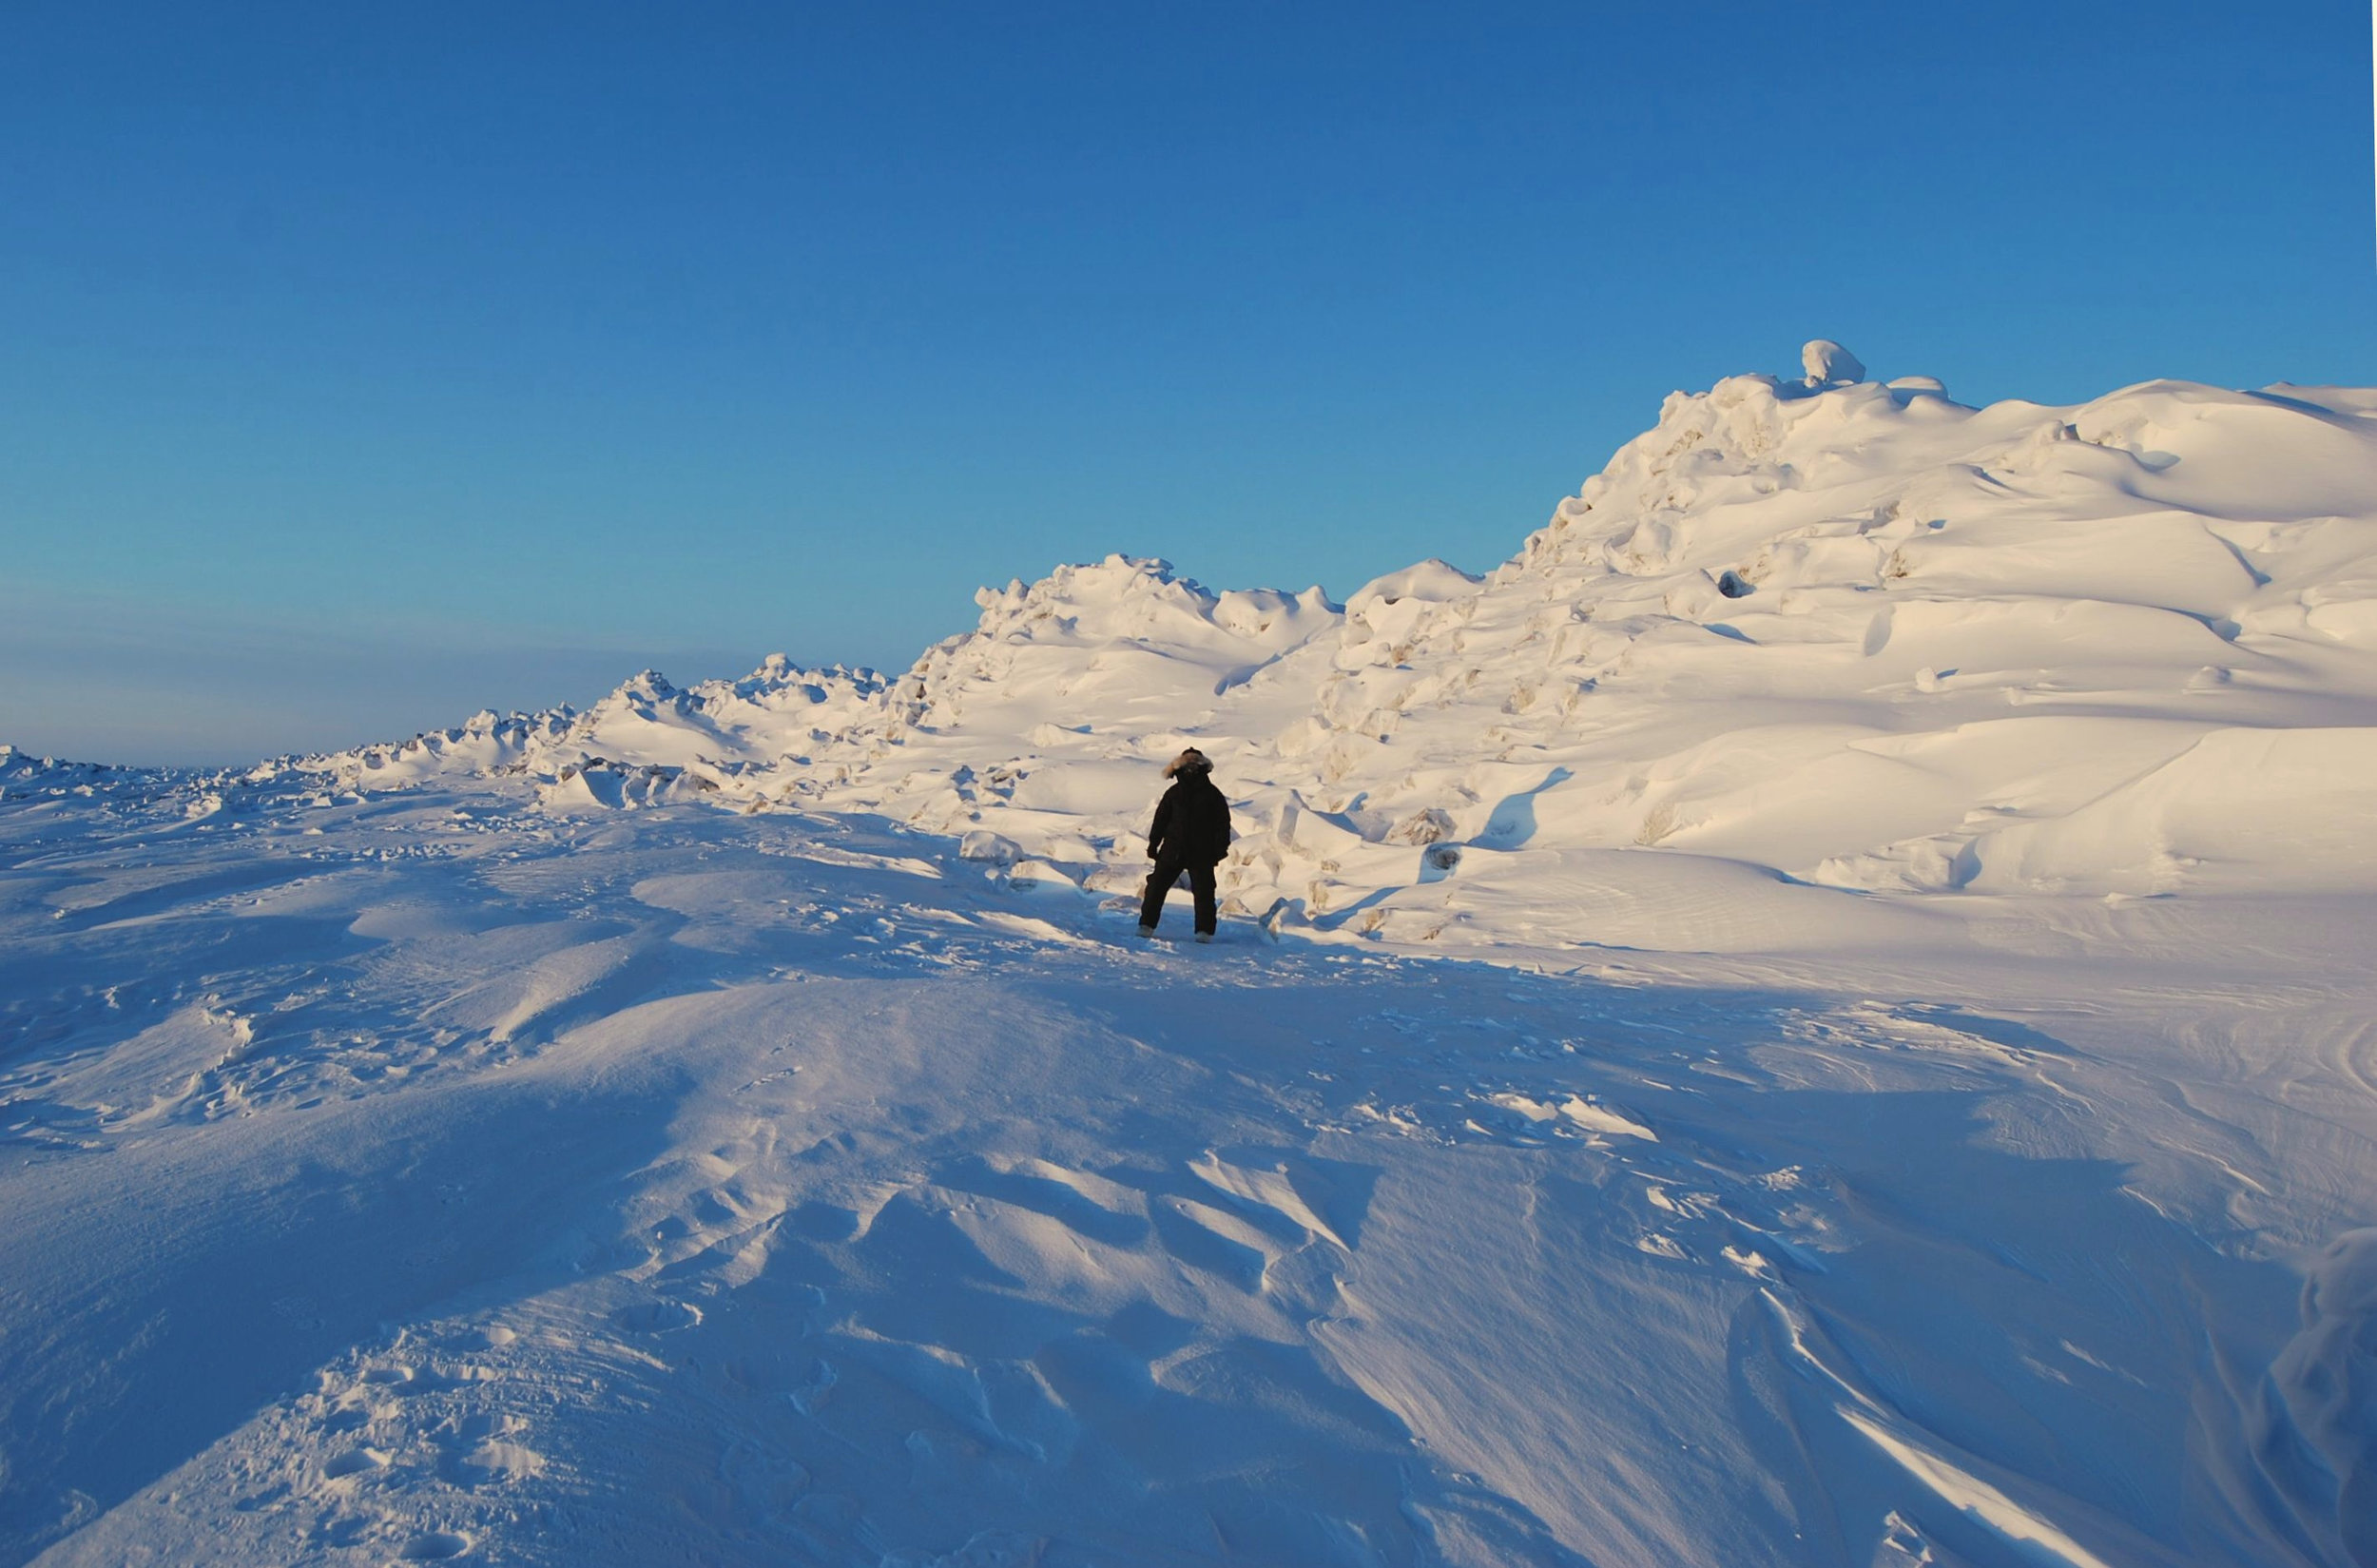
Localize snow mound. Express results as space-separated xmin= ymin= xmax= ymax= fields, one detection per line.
xmin=1802 ymin=337 xmax=1866 ymax=385
xmin=883 ymin=553 xmax=1339 ymax=737
xmin=102 ymin=346 xmax=2377 ymax=947
xmin=765 ymin=555 xmax=1344 ymax=893
xmin=1208 ymin=352 xmax=2377 ymax=931
xmin=310 ymin=655 xmax=887 ymax=797
xmin=745 ymin=338 xmax=2377 ymax=933
xmin=0 ymin=745 xmax=117 ymax=796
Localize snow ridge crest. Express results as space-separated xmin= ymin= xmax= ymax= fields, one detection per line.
xmin=35 ymin=341 xmax=2377 ymax=918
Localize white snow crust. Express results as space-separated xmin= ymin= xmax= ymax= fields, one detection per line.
xmin=4 ymin=346 xmax=2374 ymax=1567
xmin=162 ymin=354 xmax=2377 ymax=929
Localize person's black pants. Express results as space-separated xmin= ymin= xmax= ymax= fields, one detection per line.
xmin=1140 ymin=853 xmax=1218 ymax=934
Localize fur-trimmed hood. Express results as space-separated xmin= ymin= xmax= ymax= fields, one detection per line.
xmin=1163 ymin=747 xmax=1211 ymax=779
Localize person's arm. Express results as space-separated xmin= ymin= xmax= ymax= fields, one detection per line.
xmin=1148 ymin=792 xmax=1173 ymax=859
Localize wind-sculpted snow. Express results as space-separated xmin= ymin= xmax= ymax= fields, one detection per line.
xmin=735 ymin=357 xmax=2377 ymax=937
xmin=59 ymin=353 xmax=2369 ymax=936
xmin=296 ymin=654 xmax=889 ymax=808
xmin=4 ymin=777 xmax=2372 ymax=1565
xmin=191 ymin=348 xmax=2377 ymax=934
xmin=4 ymin=348 xmax=2375 ymax=1565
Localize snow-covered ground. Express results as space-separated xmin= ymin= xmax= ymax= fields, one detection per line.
xmin=4 ymin=346 xmax=2373 ymax=1566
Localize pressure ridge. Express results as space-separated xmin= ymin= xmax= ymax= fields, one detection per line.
xmin=18 ymin=342 xmax=2377 ymax=943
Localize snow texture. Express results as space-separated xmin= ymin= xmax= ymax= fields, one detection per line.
xmin=3 ymin=344 xmax=2374 ymax=1566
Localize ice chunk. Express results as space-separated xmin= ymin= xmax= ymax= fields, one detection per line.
xmin=957 ymin=830 xmax=1020 ymax=864
xmin=1802 ymin=339 xmax=1866 ymax=385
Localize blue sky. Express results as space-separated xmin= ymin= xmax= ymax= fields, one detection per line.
xmin=5 ymin=1 xmax=2372 ymax=764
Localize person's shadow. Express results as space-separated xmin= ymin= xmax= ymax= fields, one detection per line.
xmin=1478 ymin=766 xmax=1573 ymax=848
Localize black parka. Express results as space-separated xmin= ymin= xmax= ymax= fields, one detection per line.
xmin=1149 ymin=767 xmax=1232 ymax=865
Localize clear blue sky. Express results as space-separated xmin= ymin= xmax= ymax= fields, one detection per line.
xmin=5 ymin=1 xmax=2371 ymax=764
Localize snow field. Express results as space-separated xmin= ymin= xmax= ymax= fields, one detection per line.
xmin=4 ymin=347 xmax=2375 ymax=1563
xmin=2 ymin=787 xmax=2370 ymax=1565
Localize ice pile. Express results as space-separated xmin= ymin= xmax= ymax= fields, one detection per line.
xmin=305 ymin=656 xmax=888 ymax=810
xmin=0 ymin=744 xmax=165 ymax=803
xmin=782 ymin=346 xmax=2377 ymax=944
xmin=1228 ymin=361 xmax=2377 ymax=926
xmin=67 ymin=343 xmax=2377 ymax=949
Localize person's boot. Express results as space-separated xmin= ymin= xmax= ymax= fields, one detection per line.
xmin=1136 ymin=924 xmax=1157 ymax=939
xmin=1194 ymin=932 xmax=1213 ymax=944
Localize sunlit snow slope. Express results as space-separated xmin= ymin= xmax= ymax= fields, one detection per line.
xmin=3 ymin=346 xmax=2373 ymax=1568
xmin=184 ymin=341 xmax=2377 ymax=938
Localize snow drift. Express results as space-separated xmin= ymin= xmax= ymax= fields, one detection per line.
xmin=89 ymin=343 xmax=2371 ymax=951
xmin=6 ymin=347 xmax=2374 ymax=1567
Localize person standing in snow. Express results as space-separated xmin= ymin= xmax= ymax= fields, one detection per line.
xmin=1139 ymin=747 xmax=1231 ymax=941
